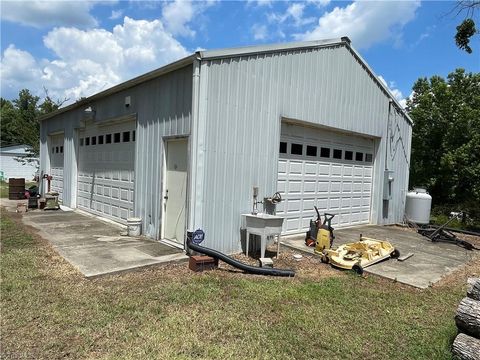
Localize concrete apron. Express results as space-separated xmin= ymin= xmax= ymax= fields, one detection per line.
xmin=281 ymin=225 xmax=477 ymax=289
xmin=5 ymin=200 xmax=188 ymax=278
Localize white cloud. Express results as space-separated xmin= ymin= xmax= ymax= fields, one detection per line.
xmin=269 ymin=3 xmax=316 ymax=27
xmin=307 ymin=0 xmax=331 ymax=7
xmin=378 ymin=75 xmax=407 ymax=108
xmin=0 ymin=0 xmax=99 ymax=28
xmin=160 ymin=0 xmax=216 ymax=38
xmin=1 ymin=17 xmax=188 ymax=102
xmin=247 ymin=0 xmax=273 ymax=7
xmin=252 ymin=24 xmax=268 ymax=40
xmin=162 ymin=0 xmax=196 ymax=37
xmin=294 ymin=0 xmax=421 ymax=49
xmin=109 ymin=9 xmax=124 ymax=20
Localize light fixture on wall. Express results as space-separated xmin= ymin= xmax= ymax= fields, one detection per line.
xmin=83 ymin=106 xmax=96 ymax=121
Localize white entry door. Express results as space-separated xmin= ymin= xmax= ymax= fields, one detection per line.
xmin=163 ymin=138 xmax=188 ymax=243
xmin=277 ymin=123 xmax=375 ymax=234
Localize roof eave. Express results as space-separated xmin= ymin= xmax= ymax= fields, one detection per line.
xmin=38 ymin=54 xmax=196 ymax=122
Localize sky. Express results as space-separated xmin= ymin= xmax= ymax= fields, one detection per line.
xmin=1 ymin=0 xmax=479 ymax=107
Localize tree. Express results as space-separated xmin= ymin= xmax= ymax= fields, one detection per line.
xmin=453 ymin=1 xmax=479 ymax=53
xmin=0 ymin=89 xmax=65 ymax=160
xmin=406 ymin=69 xmax=480 ymax=220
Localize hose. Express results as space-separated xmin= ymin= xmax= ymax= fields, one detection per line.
xmin=186 ymin=237 xmax=295 ymax=277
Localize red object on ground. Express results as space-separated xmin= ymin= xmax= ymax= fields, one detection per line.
xmin=188 ymin=255 xmax=219 ymax=272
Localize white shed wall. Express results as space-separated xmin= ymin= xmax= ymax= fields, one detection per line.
xmin=192 ymin=45 xmax=411 ymax=254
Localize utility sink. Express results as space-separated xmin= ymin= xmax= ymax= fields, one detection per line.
xmin=242 ymin=213 xmax=285 ymax=258
xmin=243 ymin=213 xmax=284 ymax=231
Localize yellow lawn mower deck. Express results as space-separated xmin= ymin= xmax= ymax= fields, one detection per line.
xmin=320 ymin=236 xmax=400 ymax=274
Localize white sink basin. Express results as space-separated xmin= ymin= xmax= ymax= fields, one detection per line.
xmin=242 ymin=213 xmax=284 ymax=231
xmin=242 ymin=213 xmax=285 ymax=258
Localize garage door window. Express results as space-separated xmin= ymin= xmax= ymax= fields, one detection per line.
xmin=60 ymin=146 xmax=63 ymax=153
xmin=85 ymin=137 xmax=90 ymax=146
xmin=91 ymin=136 xmax=97 ymax=146
xmin=279 ymin=142 xmax=287 ymax=154
xmin=333 ymin=149 xmax=342 ymax=159
xmin=114 ymin=133 xmax=121 ymax=143
xmin=306 ymin=145 xmax=317 ymax=157
xmin=132 ymin=130 xmax=136 ymax=142
xmin=98 ymin=135 xmax=104 ymax=144
xmin=123 ymin=131 xmax=130 ymax=142
xmin=80 ymin=138 xmax=84 ymax=146
xmin=106 ymin=134 xmax=112 ymax=144
xmin=320 ymin=147 xmax=330 ymax=158
xmin=345 ymin=150 xmax=353 ymax=160
xmin=365 ymin=153 xmax=373 ymax=163
xmin=356 ymin=152 xmax=363 ymax=161
xmin=291 ymin=143 xmax=303 ymax=155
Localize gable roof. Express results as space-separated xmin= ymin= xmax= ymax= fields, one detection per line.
xmin=38 ymin=37 xmax=412 ymax=124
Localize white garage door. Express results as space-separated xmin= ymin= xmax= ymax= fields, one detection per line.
xmin=50 ymin=134 xmax=64 ymax=200
xmin=276 ymin=124 xmax=375 ymax=234
xmin=77 ymin=121 xmax=135 ymax=224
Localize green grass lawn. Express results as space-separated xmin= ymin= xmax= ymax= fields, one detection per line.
xmin=0 ymin=210 xmax=470 ymax=359
xmin=0 ymin=181 xmax=8 ymax=198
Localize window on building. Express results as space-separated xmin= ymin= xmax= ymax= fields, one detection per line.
xmin=123 ymin=131 xmax=130 ymax=142
xmin=114 ymin=133 xmax=121 ymax=143
xmin=279 ymin=142 xmax=287 ymax=154
xmin=85 ymin=137 xmax=90 ymax=146
xmin=345 ymin=150 xmax=353 ymax=160
xmin=320 ymin=147 xmax=330 ymax=158
xmin=91 ymin=136 xmax=97 ymax=145
xmin=333 ymin=149 xmax=342 ymax=159
xmin=365 ymin=153 xmax=373 ymax=163
xmin=291 ymin=143 xmax=303 ymax=155
xmin=355 ymin=152 xmax=363 ymax=161
xmin=306 ymin=145 xmax=317 ymax=157
xmin=98 ymin=135 xmax=104 ymax=144
xmin=106 ymin=134 xmax=112 ymax=144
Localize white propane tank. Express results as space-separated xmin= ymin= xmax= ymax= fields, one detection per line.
xmin=405 ymin=188 xmax=432 ymax=225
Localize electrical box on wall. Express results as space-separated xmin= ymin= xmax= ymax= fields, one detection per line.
xmin=383 ymin=170 xmax=394 ymax=200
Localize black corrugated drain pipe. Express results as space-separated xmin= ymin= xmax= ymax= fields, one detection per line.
xmin=186 ymin=236 xmax=295 ymax=277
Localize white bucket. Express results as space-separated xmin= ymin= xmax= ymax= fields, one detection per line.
xmin=127 ymin=217 xmax=142 ymax=236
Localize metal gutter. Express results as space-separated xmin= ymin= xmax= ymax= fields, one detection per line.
xmin=37 ymin=54 xmax=196 ymax=122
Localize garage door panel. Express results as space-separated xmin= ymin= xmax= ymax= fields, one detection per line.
xmin=303 ymin=180 xmax=316 ymax=193
xmin=77 ymin=121 xmax=135 ymax=224
xmin=279 ymin=124 xmax=374 ymax=234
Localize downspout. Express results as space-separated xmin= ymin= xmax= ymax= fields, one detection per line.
xmin=187 ymin=54 xmax=202 ymax=234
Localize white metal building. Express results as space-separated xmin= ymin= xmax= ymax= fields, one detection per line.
xmin=0 ymin=145 xmax=39 ymax=181
xmin=39 ymin=38 xmax=412 ymax=254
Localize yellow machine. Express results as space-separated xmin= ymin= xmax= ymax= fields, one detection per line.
xmin=314 ymin=213 xmax=336 ymax=255
xmin=321 ymin=235 xmax=400 ymax=274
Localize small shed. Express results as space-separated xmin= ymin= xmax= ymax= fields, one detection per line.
xmin=38 ymin=38 xmax=412 ymax=254
xmin=0 ymin=145 xmax=38 ymax=182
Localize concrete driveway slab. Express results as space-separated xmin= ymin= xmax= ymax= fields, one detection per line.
xmin=15 ymin=206 xmax=187 ymax=278
xmin=281 ymin=225 xmax=477 ymax=289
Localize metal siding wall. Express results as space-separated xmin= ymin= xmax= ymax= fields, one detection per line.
xmin=197 ymin=45 xmax=411 ymax=254
xmin=39 ymin=110 xmax=83 ymax=207
xmin=132 ymin=65 xmax=193 ymax=239
xmin=39 ymin=65 xmax=193 ymax=239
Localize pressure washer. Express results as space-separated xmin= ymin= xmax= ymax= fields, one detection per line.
xmin=305 ymin=206 xmax=336 ymax=253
